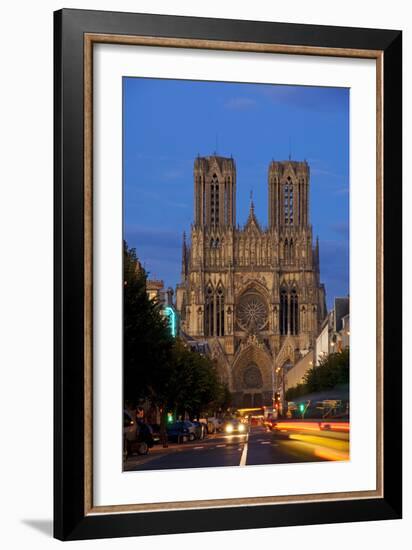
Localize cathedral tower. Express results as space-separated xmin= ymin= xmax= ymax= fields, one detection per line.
xmin=268 ymin=160 xmax=310 ymax=228
xmin=194 ymin=155 xmax=236 ymax=227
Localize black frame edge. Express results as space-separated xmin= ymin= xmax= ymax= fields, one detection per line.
xmin=53 ymin=8 xmax=63 ymax=541
xmin=53 ymin=8 xmax=403 ymax=541
xmin=66 ymin=498 xmax=400 ymax=541
xmin=54 ymin=7 xmax=87 ymax=540
xmin=382 ymin=30 xmax=403 ymax=518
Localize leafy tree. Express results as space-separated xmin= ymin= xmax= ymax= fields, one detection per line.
xmin=304 ymin=349 xmax=349 ymax=392
xmin=285 ymin=382 xmax=309 ymax=401
xmin=123 ymin=242 xmax=226 ymax=442
xmin=123 ymin=242 xmax=173 ymax=406
xmin=166 ymin=340 xmax=222 ymax=419
xmin=213 ymin=381 xmax=233 ymax=413
xmin=285 ymin=349 xmax=349 ymax=400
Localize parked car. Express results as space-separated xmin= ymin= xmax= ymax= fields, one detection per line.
xmin=123 ymin=410 xmax=155 ymax=458
xmin=192 ymin=421 xmax=207 ymax=440
xmin=205 ymin=417 xmax=223 ymax=434
xmin=167 ymin=421 xmax=196 ymax=442
xmin=149 ymin=423 xmax=161 ymax=445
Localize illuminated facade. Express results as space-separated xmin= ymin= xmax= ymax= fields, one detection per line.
xmin=176 ymin=155 xmax=327 ymax=407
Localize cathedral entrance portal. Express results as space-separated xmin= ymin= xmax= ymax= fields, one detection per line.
xmin=241 ymin=363 xmax=264 ymax=408
xmin=242 ymin=393 xmax=264 ymax=408
xmin=232 ymin=345 xmax=273 ymax=408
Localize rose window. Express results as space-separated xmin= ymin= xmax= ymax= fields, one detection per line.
xmin=243 ymin=364 xmax=263 ymax=389
xmin=236 ymin=292 xmax=268 ymax=331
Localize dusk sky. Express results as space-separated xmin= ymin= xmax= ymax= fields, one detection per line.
xmin=123 ymin=78 xmax=349 ymax=310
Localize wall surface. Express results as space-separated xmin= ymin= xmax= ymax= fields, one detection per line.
xmin=0 ymin=1 xmax=409 ymax=549
xmin=285 ymin=350 xmax=314 ymax=389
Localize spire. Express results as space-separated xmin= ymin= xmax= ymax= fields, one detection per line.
xmin=245 ymin=192 xmax=261 ymax=232
xmin=249 ymin=190 xmax=254 ymax=211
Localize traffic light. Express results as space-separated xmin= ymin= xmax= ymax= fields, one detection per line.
xmin=167 ymin=412 xmax=174 ymax=423
xmin=273 ymin=392 xmax=281 ymax=410
xmin=299 ymin=403 xmax=305 ymax=413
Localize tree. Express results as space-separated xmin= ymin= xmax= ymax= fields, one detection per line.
xmin=285 ymin=382 xmax=309 ymax=401
xmin=166 ymin=340 xmax=223 ymax=419
xmin=285 ymin=349 xmax=349 ymax=400
xmin=212 ymin=381 xmax=232 ymax=413
xmin=123 ymin=242 xmax=173 ymax=405
xmin=304 ymin=349 xmax=349 ymax=393
xmin=123 ymin=242 xmax=226 ymax=443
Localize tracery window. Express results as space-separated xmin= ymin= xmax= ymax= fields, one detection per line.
xmin=204 ymin=284 xmax=225 ymax=337
xmin=283 ymin=178 xmax=294 ymax=225
xmin=216 ymin=285 xmax=225 ymax=336
xmin=283 ymin=238 xmax=294 ymax=263
xmin=290 ymin=288 xmax=299 ymax=335
xmin=236 ymin=290 xmax=268 ymax=331
xmin=210 ymin=174 xmax=219 ymax=225
xmin=243 ymin=364 xmax=263 ymax=389
xmin=280 ymin=288 xmax=288 ymax=335
xmin=205 ymin=285 xmax=214 ymax=336
xmin=279 ymin=287 xmax=299 ymax=335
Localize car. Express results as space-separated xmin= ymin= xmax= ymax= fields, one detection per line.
xmin=166 ymin=421 xmax=196 ymax=443
xmin=222 ymin=418 xmax=248 ymax=435
xmin=192 ymin=421 xmax=207 ymax=439
xmin=123 ymin=410 xmax=155 ymax=458
xmin=205 ymin=417 xmax=224 ymax=433
xmin=149 ymin=423 xmax=161 ymax=444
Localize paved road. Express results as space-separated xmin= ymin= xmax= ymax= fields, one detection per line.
xmin=124 ymin=425 xmax=349 ymax=471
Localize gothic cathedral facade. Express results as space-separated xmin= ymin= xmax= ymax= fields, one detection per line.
xmin=176 ymin=155 xmax=327 ymax=408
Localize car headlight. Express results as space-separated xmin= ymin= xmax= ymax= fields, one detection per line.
xmin=238 ymin=424 xmax=245 ymax=432
xmin=225 ymin=424 xmax=234 ymax=433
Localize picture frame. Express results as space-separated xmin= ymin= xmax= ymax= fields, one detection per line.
xmin=54 ymin=8 xmax=402 ymax=541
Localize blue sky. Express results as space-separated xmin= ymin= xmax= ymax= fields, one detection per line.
xmin=124 ymin=78 xmax=349 ymax=310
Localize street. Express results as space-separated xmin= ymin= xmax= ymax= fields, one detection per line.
xmin=124 ymin=423 xmax=349 ymax=471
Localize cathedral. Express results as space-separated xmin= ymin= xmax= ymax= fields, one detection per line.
xmin=176 ymin=155 xmax=327 ymax=408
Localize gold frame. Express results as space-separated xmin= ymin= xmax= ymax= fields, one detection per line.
xmin=84 ymin=34 xmax=384 ymax=515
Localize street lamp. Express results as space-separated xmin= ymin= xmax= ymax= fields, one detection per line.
xmin=278 ymin=364 xmax=293 ymax=416
xmin=271 ymin=363 xmax=275 ymax=411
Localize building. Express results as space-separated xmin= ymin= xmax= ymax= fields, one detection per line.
xmin=315 ymin=297 xmax=350 ymax=365
xmin=146 ymin=279 xmax=165 ymax=302
xmin=176 ymin=155 xmax=327 ymax=408
xmin=146 ymin=279 xmax=179 ymax=337
xmin=284 ymin=350 xmax=314 ymax=393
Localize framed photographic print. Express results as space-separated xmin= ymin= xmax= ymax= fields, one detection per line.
xmin=54 ymin=8 xmax=402 ymax=541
